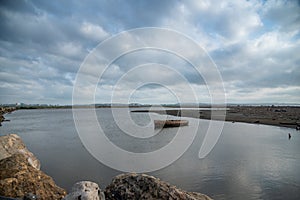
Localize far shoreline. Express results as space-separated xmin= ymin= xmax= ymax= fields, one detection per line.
xmin=132 ymin=105 xmax=300 ymax=130
xmin=1 ymin=105 xmax=300 ymax=130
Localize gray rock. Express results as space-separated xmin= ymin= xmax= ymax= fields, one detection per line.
xmin=105 ymin=173 xmax=212 ymax=200
xmin=0 ymin=134 xmax=40 ymax=170
xmin=64 ymin=181 xmax=105 ymax=200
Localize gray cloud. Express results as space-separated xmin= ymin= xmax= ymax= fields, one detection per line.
xmin=0 ymin=0 xmax=299 ymax=104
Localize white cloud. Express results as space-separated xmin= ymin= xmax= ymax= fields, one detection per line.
xmin=80 ymin=22 xmax=109 ymax=42
xmin=0 ymin=0 xmax=299 ymax=104
xmin=253 ymin=31 xmax=293 ymax=51
xmin=57 ymin=42 xmax=83 ymax=58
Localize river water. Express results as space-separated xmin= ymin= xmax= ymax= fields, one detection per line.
xmin=0 ymin=108 xmax=299 ymax=199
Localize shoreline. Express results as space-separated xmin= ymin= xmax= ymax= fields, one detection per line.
xmin=0 ymin=134 xmax=212 ymax=200
xmin=0 ymin=107 xmax=16 ymax=126
xmin=132 ymin=105 xmax=300 ymax=130
xmin=2 ymin=105 xmax=300 ymax=129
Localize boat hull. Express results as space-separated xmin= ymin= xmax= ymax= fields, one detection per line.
xmin=154 ymin=120 xmax=189 ymax=129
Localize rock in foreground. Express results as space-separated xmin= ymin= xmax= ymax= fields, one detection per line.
xmin=0 ymin=134 xmax=212 ymax=200
xmin=63 ymin=181 xmax=105 ymax=200
xmin=0 ymin=153 xmax=66 ymax=199
xmin=0 ymin=134 xmax=40 ymax=170
xmin=0 ymin=134 xmax=66 ymax=199
xmin=105 ymin=173 xmax=212 ymax=200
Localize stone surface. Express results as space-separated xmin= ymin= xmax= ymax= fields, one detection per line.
xmin=0 ymin=134 xmax=40 ymax=170
xmin=104 ymin=173 xmax=212 ymax=200
xmin=0 ymin=135 xmax=212 ymax=200
xmin=0 ymin=107 xmax=15 ymax=126
xmin=63 ymin=181 xmax=105 ymax=200
xmin=0 ymin=153 xmax=66 ymax=200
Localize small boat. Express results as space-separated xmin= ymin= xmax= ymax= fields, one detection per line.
xmin=154 ymin=120 xmax=189 ymax=129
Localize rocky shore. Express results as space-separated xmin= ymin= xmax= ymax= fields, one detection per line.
xmin=133 ymin=106 xmax=300 ymax=129
xmin=0 ymin=134 xmax=212 ymax=200
xmin=0 ymin=134 xmax=66 ymax=199
xmin=0 ymin=107 xmax=16 ymax=127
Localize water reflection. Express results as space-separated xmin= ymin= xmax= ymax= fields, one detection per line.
xmin=0 ymin=108 xmax=299 ymax=199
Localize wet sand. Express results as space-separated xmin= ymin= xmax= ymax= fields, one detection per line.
xmin=133 ymin=106 xmax=300 ymax=129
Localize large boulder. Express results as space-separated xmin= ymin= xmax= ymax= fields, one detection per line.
xmin=63 ymin=181 xmax=105 ymax=200
xmin=0 ymin=153 xmax=66 ymax=199
xmin=104 ymin=173 xmax=212 ymax=200
xmin=0 ymin=134 xmax=40 ymax=170
xmin=0 ymin=134 xmax=66 ymax=199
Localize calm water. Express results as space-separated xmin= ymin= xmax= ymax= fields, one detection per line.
xmin=0 ymin=108 xmax=299 ymax=199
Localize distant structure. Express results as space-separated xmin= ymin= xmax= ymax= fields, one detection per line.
xmin=16 ymin=102 xmax=25 ymax=106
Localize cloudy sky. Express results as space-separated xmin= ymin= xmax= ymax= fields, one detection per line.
xmin=0 ymin=0 xmax=299 ymax=105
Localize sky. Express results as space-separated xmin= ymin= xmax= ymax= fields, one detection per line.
xmin=0 ymin=0 xmax=299 ymax=105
